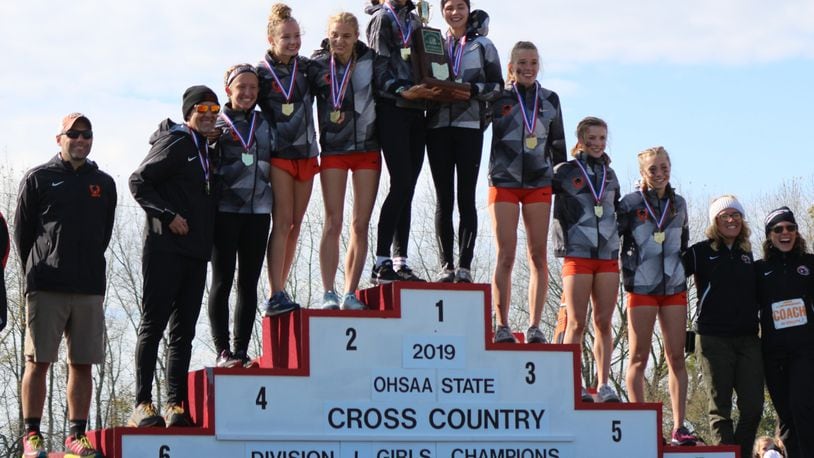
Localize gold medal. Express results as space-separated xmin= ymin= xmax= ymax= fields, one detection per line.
xmin=401 ymin=47 xmax=411 ymax=60
xmin=281 ymin=103 xmax=294 ymax=117
xmin=594 ymin=205 xmax=603 ymax=218
xmin=653 ymin=231 xmax=665 ymax=244
xmin=330 ymin=110 xmax=341 ymax=123
xmin=525 ymin=136 xmax=537 ymax=149
xmin=242 ymin=152 xmax=254 ymax=166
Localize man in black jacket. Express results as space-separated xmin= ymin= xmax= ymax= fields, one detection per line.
xmin=128 ymin=86 xmax=219 ymax=428
xmin=14 ymin=113 xmax=116 ymax=457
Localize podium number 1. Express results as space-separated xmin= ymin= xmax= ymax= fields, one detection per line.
xmin=436 ymin=300 xmax=444 ymax=322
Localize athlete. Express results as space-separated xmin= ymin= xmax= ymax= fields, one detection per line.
xmin=311 ymin=12 xmax=381 ymax=310
xmin=488 ymin=41 xmax=565 ymax=344
xmin=618 ymin=146 xmax=697 ymax=445
xmin=551 ymin=116 xmax=621 ymax=403
xmin=426 ymin=0 xmax=502 ymax=283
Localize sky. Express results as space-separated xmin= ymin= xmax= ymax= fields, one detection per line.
xmin=1 ymin=0 xmax=813 ymax=216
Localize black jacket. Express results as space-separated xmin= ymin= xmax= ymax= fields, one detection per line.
xmin=683 ymin=239 xmax=759 ymax=337
xmin=129 ymin=119 xmax=216 ymax=261
xmin=0 ymin=212 xmax=8 ymax=332
xmin=755 ymin=250 xmax=814 ymax=355
xmin=14 ymin=155 xmax=116 ymax=295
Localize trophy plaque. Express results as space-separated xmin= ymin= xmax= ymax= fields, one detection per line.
xmin=410 ymin=0 xmax=470 ymax=102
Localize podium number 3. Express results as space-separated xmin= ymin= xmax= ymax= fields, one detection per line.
xmin=525 ymin=362 xmax=536 ymax=384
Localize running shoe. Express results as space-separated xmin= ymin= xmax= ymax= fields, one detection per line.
xmin=493 ymin=325 xmax=517 ymax=343
xmin=64 ymin=433 xmax=100 ymax=457
xmin=455 ymin=267 xmax=473 ymax=283
xmin=22 ymin=431 xmax=46 ymax=458
xmin=321 ymin=290 xmax=340 ymax=310
xmin=435 ymin=268 xmax=455 ymax=283
xmin=232 ymin=350 xmax=251 ymax=367
xmin=396 ymin=266 xmax=426 ymax=282
xmin=597 ymin=384 xmax=621 ymax=402
xmin=581 ymin=387 xmax=595 ymax=403
xmin=341 ymin=293 xmax=366 ymax=310
xmin=164 ymin=404 xmax=193 ymax=427
xmin=371 ymin=260 xmax=399 ymax=285
xmin=216 ymin=349 xmax=242 ymax=368
xmin=525 ymin=326 xmax=547 ymax=344
xmin=263 ymin=291 xmax=300 ymax=317
xmin=670 ymin=426 xmax=699 ymax=446
xmin=128 ymin=402 xmax=165 ymax=428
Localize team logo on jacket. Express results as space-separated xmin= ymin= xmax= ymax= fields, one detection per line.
xmin=741 ymin=254 xmax=752 ymax=264
xmin=797 ymin=265 xmax=810 ymax=276
xmin=271 ymin=81 xmax=282 ymax=94
xmin=572 ymin=177 xmax=584 ymax=189
xmin=500 ymin=104 xmax=512 ymax=117
xmin=89 ymin=184 xmax=101 ymax=198
xmin=636 ymin=208 xmax=648 ymax=222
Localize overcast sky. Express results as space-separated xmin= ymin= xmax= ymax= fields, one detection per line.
xmin=2 ymin=0 xmax=813 ymax=216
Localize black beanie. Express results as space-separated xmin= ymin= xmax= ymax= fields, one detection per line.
xmin=764 ymin=206 xmax=797 ymax=235
xmin=182 ymin=85 xmax=219 ymax=121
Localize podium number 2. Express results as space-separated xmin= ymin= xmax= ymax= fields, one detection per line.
xmin=525 ymin=362 xmax=536 ymax=384
xmin=611 ymin=420 xmax=622 ymax=442
xmin=346 ymin=328 xmax=358 ymax=351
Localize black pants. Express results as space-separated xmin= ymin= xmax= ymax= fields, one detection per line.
xmin=135 ymin=250 xmax=207 ymax=406
xmin=207 ymin=212 xmax=270 ymax=354
xmin=375 ymin=102 xmax=426 ymax=258
xmin=763 ymin=348 xmax=814 ymax=458
xmin=426 ymin=126 xmax=483 ymax=270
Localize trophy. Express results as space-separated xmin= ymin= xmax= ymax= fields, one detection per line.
xmin=410 ymin=0 xmax=470 ymax=102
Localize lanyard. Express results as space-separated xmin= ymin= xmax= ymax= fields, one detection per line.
xmin=447 ymin=34 xmax=466 ymax=78
xmin=330 ymin=54 xmax=354 ymax=111
xmin=513 ymin=82 xmax=539 ymax=136
xmin=574 ymin=158 xmax=607 ymax=205
xmin=383 ymin=2 xmax=413 ymax=47
xmin=189 ymin=129 xmax=210 ymax=183
xmin=263 ymin=56 xmax=298 ymax=103
xmin=639 ymin=190 xmax=671 ymax=231
xmin=218 ymin=111 xmax=257 ymax=152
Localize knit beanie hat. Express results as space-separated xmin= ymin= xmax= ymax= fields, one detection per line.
xmin=182 ymin=85 xmax=219 ymax=121
xmin=764 ymin=206 xmax=796 ymax=235
xmin=708 ymin=195 xmax=745 ymax=225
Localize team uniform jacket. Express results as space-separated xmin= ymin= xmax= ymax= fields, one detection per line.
xmin=257 ymin=53 xmax=320 ymax=159
xmin=365 ymin=1 xmax=426 ymax=110
xmin=129 ymin=119 xmax=216 ymax=261
xmin=14 ymin=155 xmax=117 ymax=294
xmin=551 ymin=153 xmax=620 ymax=260
xmin=618 ymin=188 xmax=688 ymax=295
xmin=214 ymin=104 xmax=273 ymax=214
xmin=487 ymin=83 xmax=566 ymax=189
xmin=0 ymin=212 xmax=7 ymax=331
xmin=755 ymin=251 xmax=814 ymax=354
xmin=310 ymin=41 xmax=380 ymax=155
xmin=683 ymin=239 xmax=759 ymax=336
xmin=426 ymin=11 xmax=503 ymax=131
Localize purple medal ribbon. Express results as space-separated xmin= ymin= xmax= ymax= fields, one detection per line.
xmin=513 ymin=82 xmax=539 ymax=136
xmin=574 ymin=159 xmax=607 ymax=205
xmin=263 ymin=56 xmax=298 ymax=103
xmin=218 ymin=111 xmax=257 ymax=152
xmin=447 ymin=34 xmax=466 ymax=78
xmin=189 ymin=128 xmax=210 ymax=184
xmin=330 ymin=54 xmax=353 ymax=111
xmin=639 ymin=190 xmax=671 ymax=230
xmin=383 ymin=2 xmax=413 ymax=48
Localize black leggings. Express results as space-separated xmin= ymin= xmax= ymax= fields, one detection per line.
xmin=375 ymin=102 xmax=426 ymax=258
xmin=763 ymin=349 xmax=814 ymax=458
xmin=135 ymin=250 xmax=207 ymax=406
xmin=207 ymin=212 xmax=270 ymax=354
xmin=426 ymin=127 xmax=483 ymax=270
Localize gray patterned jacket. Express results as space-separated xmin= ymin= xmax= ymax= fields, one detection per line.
xmin=618 ymin=187 xmax=689 ymax=295
xmin=487 ymin=83 xmax=566 ymax=188
xmin=214 ymin=104 xmax=273 ymax=214
xmin=257 ymin=53 xmax=319 ymax=159
xmin=427 ymin=11 xmax=503 ymax=130
xmin=311 ymin=41 xmax=380 ymax=155
xmin=552 ymin=153 xmax=620 ymax=260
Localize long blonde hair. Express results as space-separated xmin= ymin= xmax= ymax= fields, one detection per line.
xmin=506 ymin=41 xmax=538 ymax=84
xmin=705 ymin=207 xmax=752 ymax=253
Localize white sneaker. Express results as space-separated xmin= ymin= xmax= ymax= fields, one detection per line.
xmin=597 ymin=384 xmax=620 ymax=402
xmin=341 ymin=293 xmax=366 ymax=311
xmin=321 ymin=291 xmax=340 ymax=310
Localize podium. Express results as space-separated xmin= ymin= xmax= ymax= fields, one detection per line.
xmin=88 ymin=283 xmax=739 ymax=458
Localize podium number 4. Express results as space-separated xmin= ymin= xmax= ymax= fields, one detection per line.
xmin=256 ymin=387 xmax=268 ymax=410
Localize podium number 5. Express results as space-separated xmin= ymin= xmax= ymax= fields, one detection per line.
xmin=611 ymin=420 xmax=622 ymax=442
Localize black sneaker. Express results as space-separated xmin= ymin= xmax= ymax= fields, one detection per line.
xmin=233 ymin=350 xmax=251 ymax=367
xmin=371 ymin=260 xmax=399 ymax=285
xmin=435 ymin=268 xmax=455 ymax=283
xmin=396 ymin=266 xmax=426 ymax=282
xmin=216 ymin=350 xmax=241 ymax=368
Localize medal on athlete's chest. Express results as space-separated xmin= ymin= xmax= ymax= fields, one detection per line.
xmin=281 ymin=103 xmax=294 ymax=117
xmin=525 ymin=135 xmax=537 ymax=149
xmin=242 ymin=153 xmax=254 ymax=166
xmin=401 ymin=48 xmax=411 ymax=60
xmin=594 ymin=205 xmax=603 ymax=218
xmin=653 ymin=231 xmax=665 ymax=244
xmin=330 ymin=110 xmax=341 ymax=123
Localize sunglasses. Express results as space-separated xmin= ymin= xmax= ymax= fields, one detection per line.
xmin=717 ymin=212 xmax=742 ymax=221
xmin=62 ymin=130 xmax=93 ymax=139
xmin=771 ymin=224 xmax=797 ymax=234
xmin=195 ymin=104 xmax=221 ymax=114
